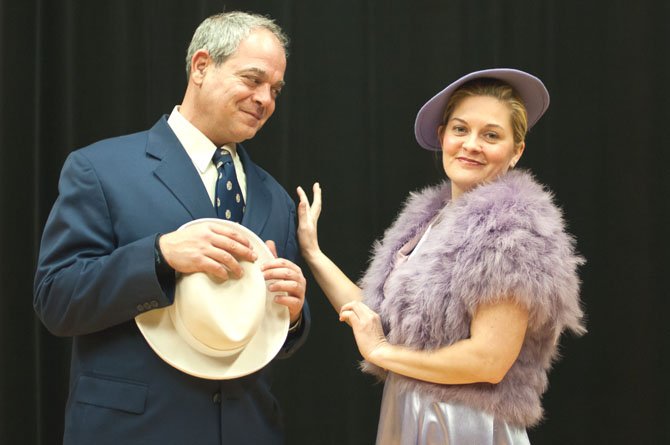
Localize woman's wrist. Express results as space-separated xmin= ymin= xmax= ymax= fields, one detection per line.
xmin=367 ymin=341 xmax=391 ymax=368
xmin=300 ymin=246 xmax=323 ymax=263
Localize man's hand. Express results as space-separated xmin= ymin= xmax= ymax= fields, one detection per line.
xmin=261 ymin=240 xmax=306 ymax=324
xmin=159 ymin=222 xmax=257 ymax=280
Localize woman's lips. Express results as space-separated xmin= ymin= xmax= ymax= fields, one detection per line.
xmin=456 ymin=156 xmax=484 ymax=166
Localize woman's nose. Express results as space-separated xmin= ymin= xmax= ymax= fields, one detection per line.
xmin=462 ymin=134 xmax=481 ymax=151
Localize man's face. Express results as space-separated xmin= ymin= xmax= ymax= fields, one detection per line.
xmin=191 ymin=28 xmax=286 ymax=146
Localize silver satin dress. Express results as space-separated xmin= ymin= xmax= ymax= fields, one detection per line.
xmin=376 ymin=373 xmax=530 ymax=445
xmin=375 ymin=222 xmax=530 ymax=445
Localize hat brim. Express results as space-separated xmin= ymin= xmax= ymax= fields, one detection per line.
xmin=414 ymin=68 xmax=550 ymax=151
xmin=135 ymin=219 xmax=290 ymax=380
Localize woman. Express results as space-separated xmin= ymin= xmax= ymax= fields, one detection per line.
xmin=297 ymin=68 xmax=585 ymax=444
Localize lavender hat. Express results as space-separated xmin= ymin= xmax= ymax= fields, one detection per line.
xmin=414 ymin=68 xmax=550 ymax=151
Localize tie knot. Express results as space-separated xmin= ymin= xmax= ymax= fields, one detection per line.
xmin=212 ymin=148 xmax=233 ymax=169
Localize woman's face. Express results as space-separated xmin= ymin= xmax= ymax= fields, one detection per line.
xmin=439 ymin=95 xmax=524 ymax=200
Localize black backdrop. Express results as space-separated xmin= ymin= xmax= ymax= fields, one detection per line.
xmin=1 ymin=1 xmax=668 ymax=444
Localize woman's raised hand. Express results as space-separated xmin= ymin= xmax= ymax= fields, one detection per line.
xmin=296 ymin=183 xmax=322 ymax=260
xmin=296 ymin=183 xmax=364 ymax=311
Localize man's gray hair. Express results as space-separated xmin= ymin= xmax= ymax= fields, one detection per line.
xmin=185 ymin=11 xmax=289 ymax=79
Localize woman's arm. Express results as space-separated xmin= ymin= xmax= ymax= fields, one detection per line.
xmin=340 ymin=299 xmax=529 ymax=384
xmin=296 ymin=184 xmax=363 ymax=312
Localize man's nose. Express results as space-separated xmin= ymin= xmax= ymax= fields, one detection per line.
xmin=253 ymin=84 xmax=273 ymax=108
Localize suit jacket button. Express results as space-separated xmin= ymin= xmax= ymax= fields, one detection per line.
xmin=150 ymin=300 xmax=159 ymax=308
xmin=143 ymin=302 xmax=152 ymax=310
xmin=136 ymin=304 xmax=145 ymax=312
xmin=212 ymin=392 xmax=221 ymax=404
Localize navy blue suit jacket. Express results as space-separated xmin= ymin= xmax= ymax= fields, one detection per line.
xmin=34 ymin=117 xmax=309 ymax=445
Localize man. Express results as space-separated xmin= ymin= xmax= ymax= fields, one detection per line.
xmin=33 ymin=11 xmax=309 ymax=445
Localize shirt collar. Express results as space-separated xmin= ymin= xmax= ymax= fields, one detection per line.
xmin=167 ymin=106 xmax=237 ymax=173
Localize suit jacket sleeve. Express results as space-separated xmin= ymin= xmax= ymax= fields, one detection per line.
xmin=33 ymin=151 xmax=171 ymax=337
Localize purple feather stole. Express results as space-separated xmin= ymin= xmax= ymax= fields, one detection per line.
xmin=359 ymin=170 xmax=585 ymax=428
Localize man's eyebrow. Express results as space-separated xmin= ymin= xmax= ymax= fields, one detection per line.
xmin=238 ymin=67 xmax=285 ymax=89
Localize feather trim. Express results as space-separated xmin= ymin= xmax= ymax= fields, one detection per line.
xmin=359 ymin=170 xmax=585 ymax=427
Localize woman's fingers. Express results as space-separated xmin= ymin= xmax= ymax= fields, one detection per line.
xmin=339 ymin=302 xmax=387 ymax=361
xmin=296 ymin=183 xmax=322 ymax=221
xmin=296 ymin=186 xmax=310 ymax=210
xmin=311 ymin=183 xmax=322 ymax=218
xmin=340 ymin=301 xmax=367 ymax=322
xmin=341 ymin=301 xmax=368 ymax=314
xmin=339 ymin=309 xmax=354 ymax=327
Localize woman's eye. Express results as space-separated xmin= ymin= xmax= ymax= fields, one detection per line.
xmin=452 ymin=126 xmax=467 ymax=134
xmin=484 ymin=132 xmax=499 ymax=140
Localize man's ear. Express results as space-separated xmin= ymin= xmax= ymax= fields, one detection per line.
xmin=190 ymin=50 xmax=211 ymax=85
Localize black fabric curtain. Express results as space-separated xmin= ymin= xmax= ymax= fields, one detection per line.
xmin=1 ymin=1 xmax=668 ymax=444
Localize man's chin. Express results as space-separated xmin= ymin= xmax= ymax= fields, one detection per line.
xmin=245 ymin=127 xmax=262 ymax=139
xmin=222 ymin=122 xmax=260 ymax=143
xmin=241 ymin=123 xmax=264 ymax=139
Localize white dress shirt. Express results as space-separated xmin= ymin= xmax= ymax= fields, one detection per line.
xmin=166 ymin=106 xmax=247 ymax=205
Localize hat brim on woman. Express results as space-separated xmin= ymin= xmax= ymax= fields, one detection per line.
xmin=414 ymin=68 xmax=550 ymax=151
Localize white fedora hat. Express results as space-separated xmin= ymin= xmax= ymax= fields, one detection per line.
xmin=135 ymin=218 xmax=290 ymax=380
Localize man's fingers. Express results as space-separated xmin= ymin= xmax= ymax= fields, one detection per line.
xmin=261 ymin=260 xmax=304 ymax=282
xmin=264 ymin=268 xmax=306 ymax=294
xmin=261 ymin=260 xmax=298 ymax=275
xmin=209 ymin=223 xmax=252 ymax=247
xmin=273 ymin=293 xmax=301 ymax=311
xmin=204 ymin=247 xmax=244 ymax=278
xmin=265 ymin=240 xmax=278 ymax=258
xmin=267 ymin=278 xmax=304 ymax=295
xmin=208 ymin=230 xmax=257 ymax=262
xmin=198 ymin=257 xmax=230 ymax=281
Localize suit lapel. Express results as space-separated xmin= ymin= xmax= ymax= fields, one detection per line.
xmin=146 ymin=117 xmax=216 ymax=220
xmin=238 ymin=145 xmax=272 ymax=235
